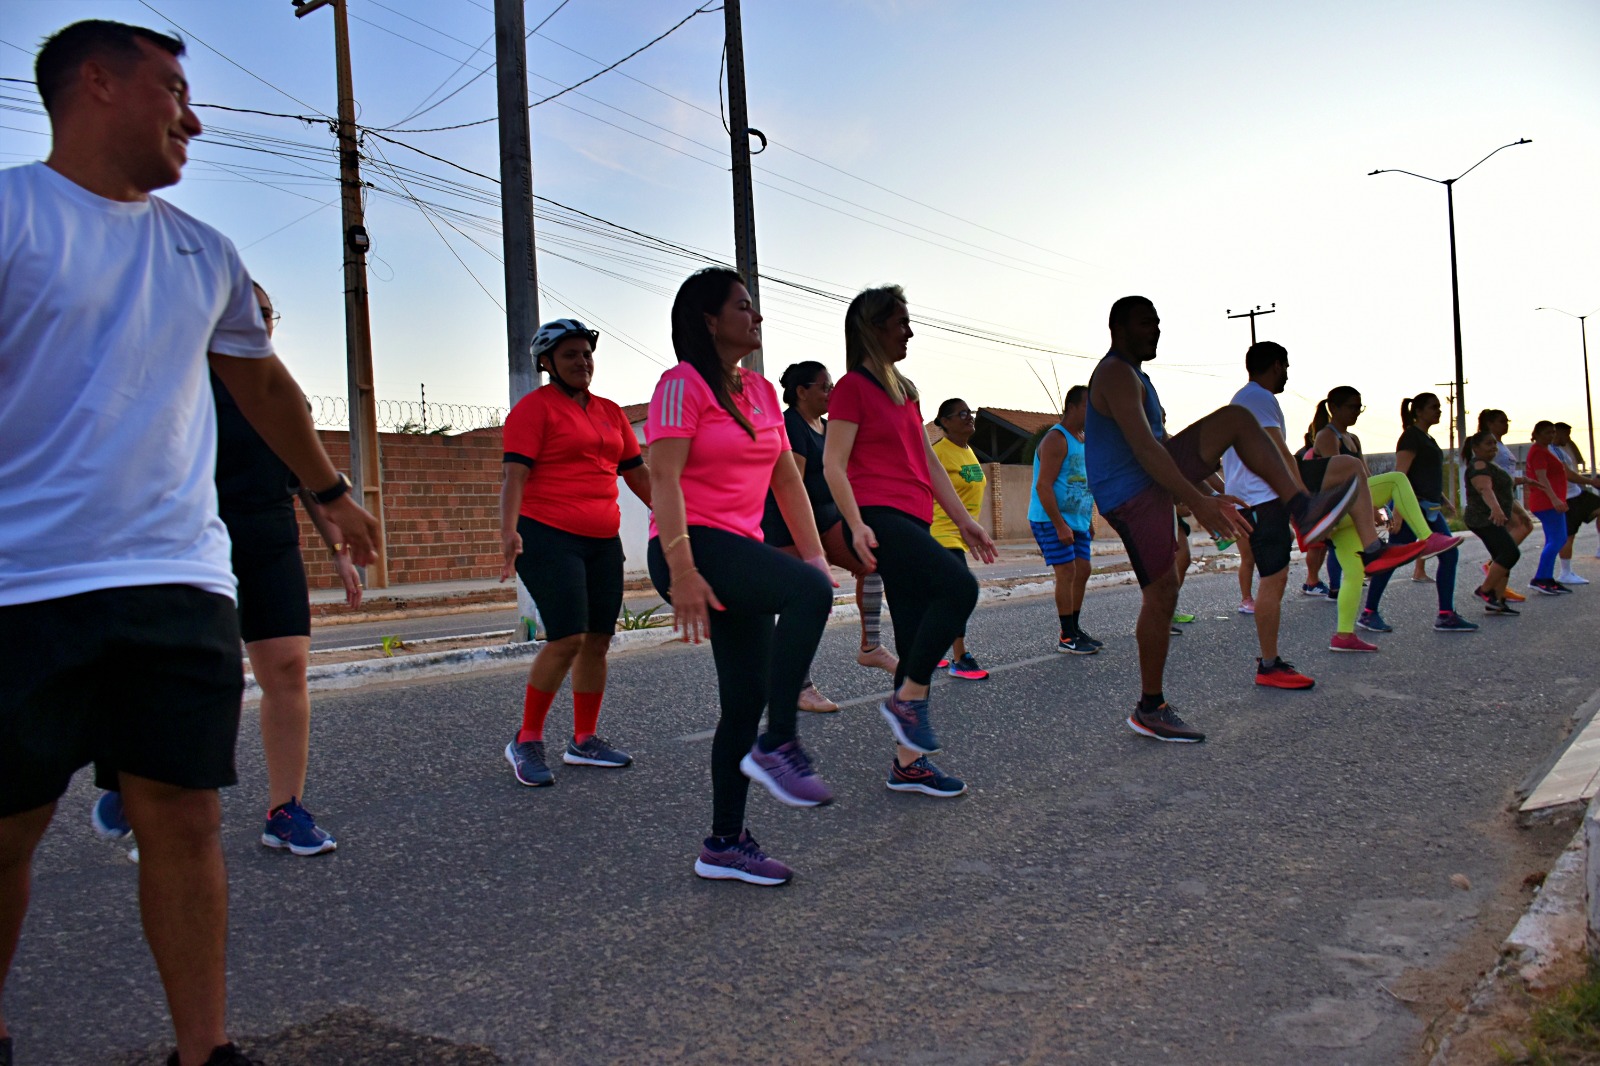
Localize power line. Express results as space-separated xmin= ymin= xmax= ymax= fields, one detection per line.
xmin=135 ymin=1 xmax=332 ymax=120
xmin=372 ymin=1 xmax=719 ymax=133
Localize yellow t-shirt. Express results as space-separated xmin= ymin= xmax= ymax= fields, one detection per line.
xmin=930 ymin=437 xmax=985 ymax=550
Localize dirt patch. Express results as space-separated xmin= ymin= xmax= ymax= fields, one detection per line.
xmin=1407 ymin=808 xmax=1583 ymax=1063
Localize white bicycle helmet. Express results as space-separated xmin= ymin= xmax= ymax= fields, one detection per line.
xmin=531 ymin=318 xmax=599 ymax=361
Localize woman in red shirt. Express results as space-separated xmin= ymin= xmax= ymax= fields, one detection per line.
xmin=824 ymin=285 xmax=997 ymax=799
xmin=1525 ymin=419 xmax=1572 ymax=594
xmin=500 ymin=319 xmax=652 ymax=787
xmin=647 ymin=268 xmax=836 ymax=887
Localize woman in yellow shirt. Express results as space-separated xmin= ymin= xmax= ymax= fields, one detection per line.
xmin=930 ymin=399 xmax=989 ymax=679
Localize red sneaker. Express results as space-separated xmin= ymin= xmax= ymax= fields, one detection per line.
xmin=1361 ymin=538 xmax=1430 ymax=575
xmin=1329 ymin=632 xmax=1379 ymax=653
xmin=1255 ymin=657 xmax=1315 ymax=689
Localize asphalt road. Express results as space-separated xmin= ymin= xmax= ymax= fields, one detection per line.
xmin=11 ymin=540 xmax=1600 ymax=1065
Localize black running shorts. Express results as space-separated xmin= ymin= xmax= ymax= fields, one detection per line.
xmin=1566 ymin=493 xmax=1600 ymax=537
xmin=0 ymin=585 xmax=244 ymax=816
xmin=514 ymin=516 xmax=625 ymax=642
xmin=1244 ymin=499 xmax=1293 ymax=578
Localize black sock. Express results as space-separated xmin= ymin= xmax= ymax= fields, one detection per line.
xmin=706 ymin=832 xmax=740 ymax=850
xmin=1059 ymin=613 xmax=1072 ymax=637
xmin=1069 ymin=610 xmax=1081 ymax=633
xmin=1139 ymin=692 xmax=1165 ymax=711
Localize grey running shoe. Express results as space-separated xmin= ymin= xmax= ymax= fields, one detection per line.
xmin=1126 ymin=702 xmax=1205 ymax=743
xmin=563 ymin=735 xmax=632 ymax=767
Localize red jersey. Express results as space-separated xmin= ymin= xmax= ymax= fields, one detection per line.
xmin=827 ymin=368 xmax=933 ymax=524
xmin=502 ymin=385 xmax=641 ymax=539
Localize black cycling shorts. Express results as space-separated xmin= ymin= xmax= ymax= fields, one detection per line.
xmin=1468 ymin=522 xmax=1521 ymax=571
xmin=0 ymin=585 xmax=244 ymax=816
xmin=514 ymin=516 xmax=625 ymax=642
xmin=1566 ymin=493 xmax=1600 ymax=537
xmin=225 ymin=507 xmax=311 ymax=644
xmin=1244 ymin=498 xmax=1293 ymax=578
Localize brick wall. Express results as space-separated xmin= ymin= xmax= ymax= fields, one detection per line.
xmin=296 ymin=428 xmax=504 ymax=589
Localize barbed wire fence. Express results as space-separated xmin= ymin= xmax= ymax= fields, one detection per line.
xmin=306 ymin=394 xmax=507 ymax=434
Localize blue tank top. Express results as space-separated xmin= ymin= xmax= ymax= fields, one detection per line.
xmin=1085 ymin=352 xmax=1165 ymax=514
xmin=1029 ymin=424 xmax=1094 ymax=529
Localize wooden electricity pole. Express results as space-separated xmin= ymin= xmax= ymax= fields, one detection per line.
xmin=723 ymin=0 xmax=763 ymax=372
xmin=494 ymin=0 xmax=541 ymax=639
xmin=1226 ymin=303 xmax=1276 ymax=345
xmin=294 ymin=0 xmax=387 ymax=587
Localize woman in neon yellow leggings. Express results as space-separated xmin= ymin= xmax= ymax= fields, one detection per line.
xmin=1300 ymin=386 xmax=1464 ymax=651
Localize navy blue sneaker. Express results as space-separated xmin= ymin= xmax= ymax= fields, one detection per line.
xmin=1076 ymin=629 xmax=1105 ymax=650
xmin=261 ymin=798 xmax=336 ymax=856
xmin=1433 ymin=611 xmax=1479 ymax=633
xmin=505 ymin=738 xmax=554 ymax=786
xmin=887 ymin=756 xmax=967 ymax=797
xmin=1356 ymin=608 xmax=1392 ymax=633
xmin=91 ymin=790 xmax=131 ymax=840
xmin=880 ymin=694 xmax=940 ymax=754
xmin=563 ymin=735 xmax=632 ymax=768
xmin=1057 ymin=634 xmax=1098 ymax=655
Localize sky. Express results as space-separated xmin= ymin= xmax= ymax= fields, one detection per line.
xmin=3 ymin=0 xmax=1598 ymax=457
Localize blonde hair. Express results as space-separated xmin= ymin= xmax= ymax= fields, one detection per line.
xmin=844 ymin=285 xmax=918 ymax=405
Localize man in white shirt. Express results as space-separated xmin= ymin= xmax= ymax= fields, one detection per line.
xmin=1219 ymin=344 xmax=1318 ymax=690
xmin=0 ymin=21 xmax=379 ymax=1066
xmin=1551 ymin=423 xmax=1599 ymax=583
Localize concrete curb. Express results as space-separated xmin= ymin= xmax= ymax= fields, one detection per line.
xmin=1426 ymin=825 xmax=1589 ymax=1066
xmin=270 ymin=557 xmax=1249 ymax=699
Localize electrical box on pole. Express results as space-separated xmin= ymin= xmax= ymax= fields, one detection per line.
xmin=294 ymin=0 xmax=388 ymax=587
xmin=494 ymin=0 xmax=542 ymax=639
xmin=723 ymin=0 xmax=763 ymax=373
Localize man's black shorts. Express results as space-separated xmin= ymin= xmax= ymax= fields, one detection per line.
xmin=514 ymin=516 xmax=625 ymax=642
xmin=0 ymin=585 xmax=244 ymax=817
xmin=1244 ymin=498 xmax=1294 ymax=578
xmin=1566 ymin=492 xmax=1600 ymax=537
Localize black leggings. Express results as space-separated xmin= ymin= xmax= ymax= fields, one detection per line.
xmin=648 ymin=526 xmax=832 ymax=838
xmin=856 ymin=506 xmax=979 ymax=689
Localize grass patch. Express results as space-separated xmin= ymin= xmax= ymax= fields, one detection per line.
xmin=1500 ymin=966 xmax=1600 ymax=1064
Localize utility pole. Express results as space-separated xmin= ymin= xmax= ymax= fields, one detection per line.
xmin=494 ymin=0 xmax=541 ymax=639
xmin=723 ymin=0 xmax=763 ymax=372
xmin=1436 ymin=378 xmax=1465 ymax=511
xmin=1226 ymin=303 xmax=1276 ymax=345
xmin=294 ymin=0 xmax=387 ymax=587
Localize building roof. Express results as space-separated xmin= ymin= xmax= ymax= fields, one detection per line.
xmin=622 ymin=402 xmax=650 ymax=424
xmin=978 ymin=407 xmax=1059 ymax=437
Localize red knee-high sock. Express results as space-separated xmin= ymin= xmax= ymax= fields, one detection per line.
xmin=572 ymin=690 xmax=603 ymax=744
xmin=518 ymin=686 xmax=557 ymax=744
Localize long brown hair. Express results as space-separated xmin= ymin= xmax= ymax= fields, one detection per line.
xmin=669 ymin=268 xmax=754 ymax=439
xmin=844 ymin=285 xmax=918 ymax=405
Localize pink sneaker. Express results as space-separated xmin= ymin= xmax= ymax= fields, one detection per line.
xmin=1329 ymin=632 xmax=1379 ymax=653
xmin=1414 ymin=531 xmax=1464 ymax=562
xmin=1237 ymin=598 xmax=1255 ymax=615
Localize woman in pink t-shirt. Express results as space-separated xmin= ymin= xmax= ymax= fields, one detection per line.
xmin=823 ymin=285 xmax=997 ymax=799
xmin=646 ymin=267 xmax=837 ymax=887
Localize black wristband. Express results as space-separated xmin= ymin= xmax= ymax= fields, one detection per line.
xmin=312 ymin=472 xmax=352 ymax=505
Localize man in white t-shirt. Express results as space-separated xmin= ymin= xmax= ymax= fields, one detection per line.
xmin=0 ymin=21 xmax=379 ymax=1066
xmin=1551 ymin=423 xmax=1600 ymax=584
xmin=1219 ymin=343 xmax=1318 ymax=690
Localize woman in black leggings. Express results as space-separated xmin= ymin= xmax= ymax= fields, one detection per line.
xmin=647 ymin=268 xmax=836 ymax=887
xmin=823 ymin=285 xmax=997 ymax=799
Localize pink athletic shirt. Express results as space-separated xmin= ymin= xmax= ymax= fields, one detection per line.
xmin=646 ymin=363 xmax=786 ymax=540
xmin=827 ymin=368 xmax=934 ymax=524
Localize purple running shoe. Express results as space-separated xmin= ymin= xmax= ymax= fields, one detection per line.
xmin=740 ymin=739 xmax=833 ymax=807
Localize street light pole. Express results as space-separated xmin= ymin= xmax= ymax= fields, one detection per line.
xmin=1537 ymin=307 xmax=1596 ymax=472
xmin=1370 ymin=138 xmax=1531 ymax=455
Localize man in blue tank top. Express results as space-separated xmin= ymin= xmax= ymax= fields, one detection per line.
xmin=1086 ymin=296 xmax=1359 ymax=743
xmin=1030 ymin=386 xmax=1099 ymax=654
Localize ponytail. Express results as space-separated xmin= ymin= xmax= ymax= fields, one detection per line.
xmin=1401 ymin=391 xmax=1438 ymax=429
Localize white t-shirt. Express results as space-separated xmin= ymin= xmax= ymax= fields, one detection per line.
xmin=0 ymin=162 xmax=273 ymax=606
xmin=1220 ymin=380 xmax=1285 ymax=507
xmin=1550 ymin=445 xmax=1583 ymax=499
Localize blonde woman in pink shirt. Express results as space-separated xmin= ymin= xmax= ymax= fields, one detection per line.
xmin=647 ymin=268 xmax=837 ymax=887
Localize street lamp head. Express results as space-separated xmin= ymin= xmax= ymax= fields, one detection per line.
xmin=1516 ymin=138 xmax=1532 ymax=145
xmin=1367 ymin=169 xmax=1382 ymax=176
